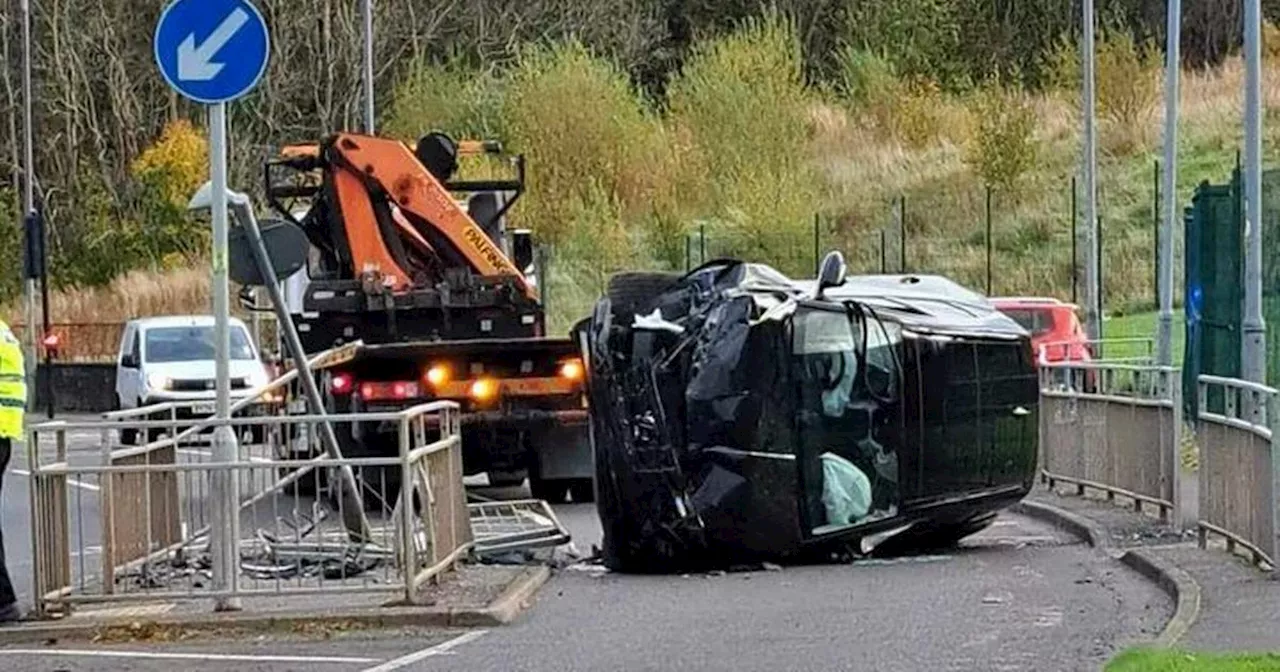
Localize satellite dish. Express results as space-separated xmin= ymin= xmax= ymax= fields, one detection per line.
xmin=229 ymin=218 xmax=310 ymax=286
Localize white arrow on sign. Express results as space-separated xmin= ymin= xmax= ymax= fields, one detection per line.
xmin=176 ymin=7 xmax=250 ymax=82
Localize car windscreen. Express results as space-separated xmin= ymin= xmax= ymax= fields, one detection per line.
xmin=996 ymin=308 xmax=1054 ymax=336
xmin=144 ymin=326 xmax=256 ymax=363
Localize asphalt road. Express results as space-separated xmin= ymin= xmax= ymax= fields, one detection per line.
xmin=0 ymin=420 xmax=1174 ymax=671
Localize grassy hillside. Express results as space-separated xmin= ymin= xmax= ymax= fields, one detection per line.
xmin=19 ymin=18 xmax=1280 ymax=340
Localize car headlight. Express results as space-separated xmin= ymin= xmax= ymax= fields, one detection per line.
xmin=146 ymin=373 xmax=172 ymax=391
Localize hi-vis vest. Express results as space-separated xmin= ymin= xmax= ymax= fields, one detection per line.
xmin=0 ymin=320 xmax=26 ymax=440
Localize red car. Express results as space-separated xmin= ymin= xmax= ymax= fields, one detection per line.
xmin=989 ymin=297 xmax=1093 ymax=365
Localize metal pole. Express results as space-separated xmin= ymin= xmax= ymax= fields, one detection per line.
xmin=1072 ymin=176 xmax=1078 ymax=306
xmin=40 ymin=229 xmax=50 ymax=420
xmin=1097 ymin=214 xmax=1105 ymax=341
xmin=207 ymin=103 xmax=241 ymax=612
xmin=1158 ymin=0 xmax=1181 ymax=368
xmin=20 ymin=0 xmax=37 ymax=394
xmin=228 ymin=197 xmax=372 ymax=544
xmin=986 ymin=186 xmax=993 ymax=295
xmin=361 ymin=0 xmax=375 ymax=133
xmin=1242 ymin=0 xmax=1267 ymax=388
xmin=1082 ymin=0 xmax=1101 ymax=341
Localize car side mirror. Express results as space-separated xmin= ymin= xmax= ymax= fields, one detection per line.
xmin=813 ymin=251 xmax=848 ymax=299
xmin=512 ymin=229 xmax=535 ymax=272
xmin=121 ymin=353 xmax=139 ymax=368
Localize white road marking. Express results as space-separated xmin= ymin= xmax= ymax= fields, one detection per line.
xmin=359 ymin=630 xmax=489 ymax=671
xmin=0 ymin=649 xmax=379 ymax=664
xmin=9 ymin=468 xmax=100 ymax=491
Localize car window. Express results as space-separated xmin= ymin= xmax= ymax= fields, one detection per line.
xmin=997 ymin=307 xmax=1054 ymax=336
xmin=864 ymin=315 xmax=901 ymax=399
xmin=129 ymin=331 xmax=141 ymax=361
xmin=792 ymin=307 xmax=860 ymax=418
xmin=144 ymin=325 xmax=257 ymax=363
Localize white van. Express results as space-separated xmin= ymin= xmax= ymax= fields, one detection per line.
xmin=114 ymin=315 xmax=272 ymax=415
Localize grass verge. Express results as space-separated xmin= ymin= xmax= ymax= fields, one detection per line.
xmin=1106 ymin=648 xmax=1280 ymax=671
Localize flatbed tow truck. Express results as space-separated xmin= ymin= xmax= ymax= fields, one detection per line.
xmin=258 ymin=130 xmax=593 ymax=504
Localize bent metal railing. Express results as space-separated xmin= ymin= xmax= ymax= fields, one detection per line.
xmin=27 ymin=340 xmax=472 ymax=618
xmin=1037 ymin=343 xmax=1182 ymax=525
xmin=1195 ymin=375 xmax=1278 ymax=570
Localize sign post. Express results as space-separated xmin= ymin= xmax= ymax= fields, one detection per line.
xmin=154 ymin=0 xmax=269 ymax=613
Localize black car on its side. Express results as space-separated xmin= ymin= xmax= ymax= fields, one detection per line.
xmin=577 ymin=252 xmax=1039 ymax=573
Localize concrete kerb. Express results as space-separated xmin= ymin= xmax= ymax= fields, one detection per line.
xmin=1010 ymin=500 xmax=1110 ymax=549
xmin=0 ymin=566 xmax=551 ymax=646
xmin=1012 ymin=499 xmax=1200 ymax=648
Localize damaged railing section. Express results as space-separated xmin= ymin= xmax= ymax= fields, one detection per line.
xmin=1195 ymin=376 xmax=1279 ymax=570
xmin=1038 ymin=347 xmax=1182 ymax=524
xmin=25 ymin=402 xmax=471 ymax=618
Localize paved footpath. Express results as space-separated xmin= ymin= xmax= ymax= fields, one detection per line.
xmin=1026 ymin=481 xmax=1280 ymax=654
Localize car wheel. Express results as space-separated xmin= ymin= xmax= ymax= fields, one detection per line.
xmin=605 ymin=272 xmax=682 ymax=315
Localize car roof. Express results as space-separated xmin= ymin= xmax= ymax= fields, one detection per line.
xmin=990 ymin=296 xmax=1079 ymax=311
xmin=793 ymin=274 xmax=1030 ymax=339
xmin=130 ymin=315 xmax=248 ymax=329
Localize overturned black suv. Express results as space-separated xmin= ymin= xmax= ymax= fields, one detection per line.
xmin=578 ymin=252 xmax=1039 ymax=573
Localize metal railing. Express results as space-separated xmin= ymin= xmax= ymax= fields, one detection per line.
xmin=26 ymin=340 xmax=473 ymax=618
xmin=1195 ymin=375 xmax=1278 ymax=570
xmin=1038 ymin=337 xmax=1156 ymax=366
xmin=1037 ymin=343 xmax=1182 ymax=524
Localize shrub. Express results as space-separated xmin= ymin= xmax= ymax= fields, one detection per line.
xmin=835 ymin=47 xmax=898 ymax=109
xmin=665 ymin=10 xmax=822 ymax=277
xmin=130 ymin=119 xmax=208 ymax=208
xmin=965 ymin=83 xmax=1039 ymax=191
xmin=383 ymin=56 xmax=506 ymax=142
xmin=1095 ymin=32 xmax=1161 ymax=130
xmin=502 ymin=40 xmax=671 ymax=248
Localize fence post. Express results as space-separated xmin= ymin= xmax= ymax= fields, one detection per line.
xmin=699 ymin=223 xmax=706 ymax=265
xmin=1268 ymin=390 xmax=1280 ymax=571
xmin=1072 ymin=176 xmax=1079 ymax=306
xmin=399 ymin=416 xmax=417 ymax=605
xmin=898 ymin=195 xmax=907 ymax=273
xmin=813 ymin=213 xmax=820 ymax=277
xmin=1153 ymin=159 xmax=1160 ymax=310
xmin=986 ymin=186 xmax=993 ymax=295
xmin=880 ymin=230 xmax=887 ymax=274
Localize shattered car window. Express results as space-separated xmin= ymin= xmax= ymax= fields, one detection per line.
xmin=791 ymin=306 xmax=899 ymax=536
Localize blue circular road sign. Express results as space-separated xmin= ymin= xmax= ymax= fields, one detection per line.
xmin=154 ymin=0 xmax=270 ymax=105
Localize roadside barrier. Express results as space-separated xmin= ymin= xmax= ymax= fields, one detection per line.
xmin=26 ymin=347 xmax=471 ymax=618
xmin=1038 ymin=342 xmax=1182 ymax=525
xmin=1195 ymin=375 xmax=1277 ymax=570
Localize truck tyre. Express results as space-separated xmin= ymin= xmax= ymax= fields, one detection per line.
xmin=529 ymin=476 xmax=569 ymax=504
xmin=568 ymin=478 xmax=595 ymax=504
xmin=606 ymin=272 xmax=682 ymax=315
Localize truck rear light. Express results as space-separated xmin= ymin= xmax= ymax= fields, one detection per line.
xmin=425 ymin=364 xmax=450 ymax=387
xmin=470 ymin=378 xmax=499 ymax=402
xmin=330 ymin=373 xmax=354 ymax=395
xmin=359 ymin=381 xmax=422 ymax=401
xmin=559 ymin=358 xmax=584 ymax=382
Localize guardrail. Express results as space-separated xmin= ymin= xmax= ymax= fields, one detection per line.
xmin=1037 ymin=348 xmax=1182 ymax=524
xmin=1195 ymin=375 xmax=1278 ymax=570
xmin=25 ymin=339 xmax=473 ymax=618
xmin=1038 ymin=337 xmax=1156 ymax=366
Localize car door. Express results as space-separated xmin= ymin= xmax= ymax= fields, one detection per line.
xmin=116 ymin=325 xmax=143 ymax=408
